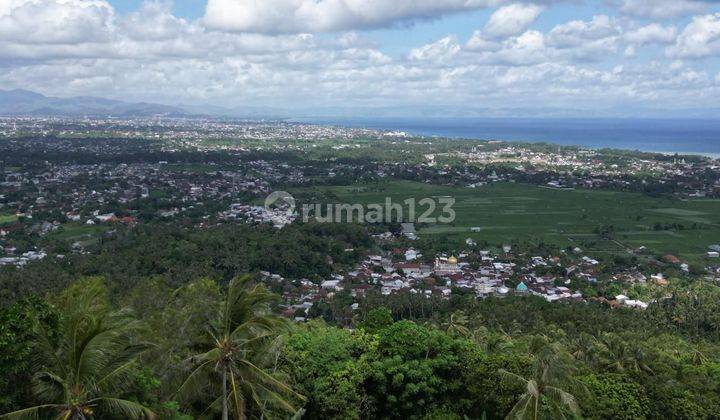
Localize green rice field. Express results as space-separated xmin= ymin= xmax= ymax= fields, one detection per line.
xmin=299 ymin=181 xmax=720 ymax=262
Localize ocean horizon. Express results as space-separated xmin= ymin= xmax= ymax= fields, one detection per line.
xmin=292 ymin=117 xmax=720 ymax=157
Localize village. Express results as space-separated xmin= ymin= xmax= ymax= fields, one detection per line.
xmin=269 ymin=234 xmax=720 ymax=323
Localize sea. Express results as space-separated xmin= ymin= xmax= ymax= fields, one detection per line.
xmin=291 ymin=117 xmax=720 ymax=157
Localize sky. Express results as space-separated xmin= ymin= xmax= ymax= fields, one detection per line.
xmin=1 ymin=0 xmax=720 ymax=117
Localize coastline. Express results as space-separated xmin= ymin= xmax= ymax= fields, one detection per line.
xmin=293 ymin=117 xmax=720 ymax=159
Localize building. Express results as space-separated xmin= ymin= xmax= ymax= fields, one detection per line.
xmin=435 ymin=256 xmax=460 ymax=275
xmin=516 ymin=282 xmax=529 ymax=294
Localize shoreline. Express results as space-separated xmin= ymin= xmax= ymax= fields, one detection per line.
xmin=644 ymin=150 xmax=720 ymax=159
xmin=293 ymin=117 xmax=720 ymax=159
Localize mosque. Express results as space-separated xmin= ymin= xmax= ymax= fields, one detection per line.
xmin=434 ymin=255 xmax=460 ymax=275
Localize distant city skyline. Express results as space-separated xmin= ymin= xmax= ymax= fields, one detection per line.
xmin=1 ymin=0 xmax=720 ymax=116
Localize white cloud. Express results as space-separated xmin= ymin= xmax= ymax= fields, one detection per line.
xmin=0 ymin=0 xmax=718 ymax=114
xmin=484 ymin=30 xmax=549 ymax=65
xmin=0 ymin=0 xmax=114 ymax=44
xmin=667 ymin=13 xmax=720 ymax=58
xmin=119 ymin=1 xmax=190 ymax=41
xmin=409 ymin=36 xmax=461 ymax=62
xmin=618 ymin=0 xmax=710 ymax=20
xmin=625 ymin=23 xmax=677 ymax=45
xmin=484 ymin=3 xmax=544 ymax=38
xmin=544 ymin=15 xmax=622 ymax=60
xmin=547 ymin=15 xmax=620 ymax=48
xmin=203 ymin=0 xmax=502 ymax=34
xmin=465 ymin=31 xmax=502 ymax=51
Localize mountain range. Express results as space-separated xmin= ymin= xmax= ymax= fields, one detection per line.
xmin=0 ymin=89 xmax=191 ymax=117
xmin=1 ymin=89 xmax=719 ymax=119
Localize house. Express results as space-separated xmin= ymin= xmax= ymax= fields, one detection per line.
xmin=624 ymin=300 xmax=649 ymax=310
xmin=320 ymin=280 xmax=342 ymax=291
xmin=708 ymin=252 xmax=719 ymax=259
xmin=395 ymin=262 xmax=421 ymax=275
xmin=664 ymin=254 xmax=681 ymax=265
xmin=95 ymin=212 xmax=116 ymax=222
xmin=401 ymin=223 xmax=417 ymax=239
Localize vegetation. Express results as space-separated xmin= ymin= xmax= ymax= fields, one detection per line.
xmin=4 ymin=276 xmax=720 ymax=419
xmin=2 ymin=278 xmax=155 ymax=420
xmin=0 ymin=222 xmax=371 ymax=305
xmin=300 ymin=180 xmax=720 ymax=262
xmin=176 ymin=276 xmax=302 ymax=419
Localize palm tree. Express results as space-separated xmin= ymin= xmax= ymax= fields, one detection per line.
xmin=472 ymin=327 xmax=513 ymax=355
xmin=597 ymin=333 xmax=654 ymax=375
xmin=499 ymin=343 xmax=583 ymax=420
xmin=1 ymin=280 xmax=155 ymax=420
xmin=445 ymin=310 xmax=470 ymax=337
xmin=177 ymin=275 xmax=303 ymax=419
xmin=570 ymin=333 xmax=601 ymax=368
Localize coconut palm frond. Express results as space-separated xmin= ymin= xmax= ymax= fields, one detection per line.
xmin=91 ymin=397 xmax=156 ymax=419
xmin=545 ymin=386 xmax=581 ymax=415
xmin=0 ymin=404 xmax=64 ymax=420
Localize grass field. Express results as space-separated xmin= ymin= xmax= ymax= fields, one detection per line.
xmin=297 ymin=181 xmax=720 ymax=262
xmin=0 ymin=214 xmax=18 ymax=226
xmin=47 ymin=224 xmax=110 ymax=243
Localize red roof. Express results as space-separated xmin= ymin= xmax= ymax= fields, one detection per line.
xmin=664 ymin=254 xmax=681 ymax=264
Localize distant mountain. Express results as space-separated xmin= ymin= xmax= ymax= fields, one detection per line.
xmin=2 ymin=89 xmax=719 ymax=119
xmin=0 ymin=89 xmax=189 ymax=117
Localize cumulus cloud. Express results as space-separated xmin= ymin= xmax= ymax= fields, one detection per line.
xmin=203 ymin=0 xmax=503 ymax=33
xmin=667 ymin=13 xmax=720 ymax=58
xmin=618 ymin=0 xmax=711 ymax=20
xmin=119 ymin=1 xmax=190 ymax=41
xmin=624 ymin=23 xmax=677 ymax=45
xmin=480 ymin=30 xmax=549 ymax=65
xmin=465 ymin=31 xmax=502 ymax=51
xmin=0 ymin=0 xmax=114 ymax=44
xmin=408 ymin=36 xmax=461 ymax=63
xmin=0 ymin=0 xmax=718 ymax=114
xmin=547 ymin=15 xmax=621 ymax=48
xmin=484 ymin=3 xmax=544 ymax=38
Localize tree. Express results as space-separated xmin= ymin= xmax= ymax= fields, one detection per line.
xmin=282 ymin=321 xmax=377 ymax=419
xmin=177 ymin=275 xmax=303 ymax=419
xmin=445 ymin=310 xmax=470 ymax=338
xmin=580 ymin=374 xmax=649 ymax=420
xmin=499 ymin=343 xmax=583 ymax=420
xmin=1 ymin=278 xmax=155 ymax=420
xmin=0 ymin=297 xmax=57 ymax=413
xmin=597 ymin=333 xmax=655 ymax=375
xmin=570 ymin=333 xmax=601 ymax=368
xmin=358 ymin=307 xmax=394 ymax=333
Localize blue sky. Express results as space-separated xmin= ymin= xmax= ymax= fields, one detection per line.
xmin=2 ymin=0 xmax=720 ymax=117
